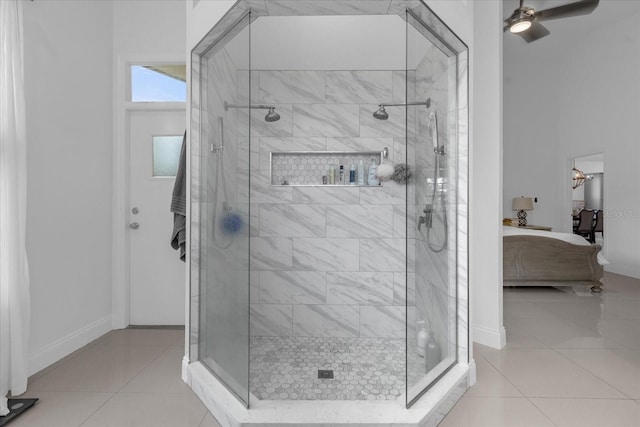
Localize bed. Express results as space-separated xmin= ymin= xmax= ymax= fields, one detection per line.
xmin=503 ymin=226 xmax=607 ymax=292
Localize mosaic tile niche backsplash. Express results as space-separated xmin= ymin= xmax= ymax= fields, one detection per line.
xmin=271 ymin=152 xmax=383 ymax=186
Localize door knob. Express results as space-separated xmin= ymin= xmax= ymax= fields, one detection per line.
xmin=129 ymin=222 xmax=140 ymax=230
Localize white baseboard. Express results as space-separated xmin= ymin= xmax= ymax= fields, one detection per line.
xmin=473 ymin=324 xmax=506 ymax=349
xmin=467 ymin=359 xmax=477 ymax=387
xmin=605 ymin=264 xmax=640 ymax=280
xmin=29 ymin=315 xmax=112 ymax=376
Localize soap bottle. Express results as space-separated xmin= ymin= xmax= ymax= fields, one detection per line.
xmin=339 ymin=165 xmax=345 ymax=185
xmin=368 ymin=158 xmax=379 ymax=186
xmin=349 ymin=163 xmax=356 ymax=185
xmin=357 ymin=160 xmax=365 ymax=185
xmin=416 ymin=321 xmax=427 ymax=357
xmin=328 ymin=164 xmax=335 ymax=185
xmin=424 ymin=331 xmax=441 ymax=371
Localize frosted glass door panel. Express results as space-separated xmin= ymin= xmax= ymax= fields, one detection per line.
xmin=152 ymin=135 xmax=183 ymax=176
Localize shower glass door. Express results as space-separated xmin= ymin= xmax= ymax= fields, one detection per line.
xmin=405 ymin=8 xmax=459 ymax=407
xmin=198 ymin=12 xmax=251 ymax=407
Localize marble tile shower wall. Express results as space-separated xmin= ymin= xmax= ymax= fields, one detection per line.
xmin=412 ymin=44 xmax=456 ymax=359
xmin=244 ymin=69 xmax=414 ymax=339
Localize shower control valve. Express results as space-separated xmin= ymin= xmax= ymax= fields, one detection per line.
xmin=418 ymin=205 xmax=434 ymax=231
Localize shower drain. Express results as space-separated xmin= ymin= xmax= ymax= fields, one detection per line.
xmin=318 ymin=369 xmax=334 ymax=379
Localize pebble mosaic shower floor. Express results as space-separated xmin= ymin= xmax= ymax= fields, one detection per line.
xmin=250 ymin=336 xmax=425 ymax=401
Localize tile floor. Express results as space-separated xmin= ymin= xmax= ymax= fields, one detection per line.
xmin=8 ymin=272 xmax=640 ymax=426
xmin=249 ymin=336 xmax=414 ymax=400
xmin=440 ymin=272 xmax=640 ymax=427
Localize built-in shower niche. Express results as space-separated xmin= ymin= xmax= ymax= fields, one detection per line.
xmin=270 ymin=151 xmax=383 ymax=186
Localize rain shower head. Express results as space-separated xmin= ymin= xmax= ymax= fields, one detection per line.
xmin=224 ymin=101 xmax=280 ymax=123
xmin=373 ymin=105 xmax=389 ymax=120
xmin=265 ymin=108 xmax=281 ymax=122
xmin=372 ymin=99 xmax=431 ymax=120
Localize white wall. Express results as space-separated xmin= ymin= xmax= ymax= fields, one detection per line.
xmin=24 ymin=0 xmax=114 ymax=374
xmin=113 ymin=0 xmax=186 ymax=57
xmin=469 ymin=1 xmax=505 ymax=349
xmin=23 ymin=0 xmax=185 ymax=375
xmin=504 ymin=9 xmax=640 ymax=278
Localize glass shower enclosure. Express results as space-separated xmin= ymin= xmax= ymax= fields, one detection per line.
xmin=189 ymin=0 xmax=468 ymax=420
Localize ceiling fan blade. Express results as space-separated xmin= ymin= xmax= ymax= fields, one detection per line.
xmin=535 ymin=0 xmax=599 ymax=22
xmin=516 ymin=21 xmax=550 ymax=43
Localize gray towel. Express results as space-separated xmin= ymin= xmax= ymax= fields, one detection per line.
xmin=170 ymin=131 xmax=187 ymax=261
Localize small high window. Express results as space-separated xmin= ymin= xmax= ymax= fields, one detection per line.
xmin=130 ymin=65 xmax=186 ymax=102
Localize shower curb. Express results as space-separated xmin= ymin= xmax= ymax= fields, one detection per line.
xmin=185 ymin=360 xmax=469 ymax=427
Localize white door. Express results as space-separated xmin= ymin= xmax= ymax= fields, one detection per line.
xmin=129 ymin=109 xmax=186 ymax=325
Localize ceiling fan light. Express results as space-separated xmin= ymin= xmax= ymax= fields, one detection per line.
xmin=509 ymin=18 xmax=532 ymax=33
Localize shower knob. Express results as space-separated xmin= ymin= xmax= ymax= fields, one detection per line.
xmin=129 ymin=222 xmax=140 ymax=230
xmin=131 ymin=207 xmax=139 ymax=214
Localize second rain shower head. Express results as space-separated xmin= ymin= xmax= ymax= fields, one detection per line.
xmin=372 ymin=99 xmax=431 ymax=120
xmin=373 ymin=105 xmax=389 ymax=120
xmin=224 ymin=101 xmax=281 ymax=123
xmin=265 ymin=108 xmax=280 ymax=123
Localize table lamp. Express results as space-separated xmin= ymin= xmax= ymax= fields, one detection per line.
xmin=512 ymin=197 xmax=533 ymax=226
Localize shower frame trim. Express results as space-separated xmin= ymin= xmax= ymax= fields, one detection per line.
xmin=187 ymin=0 xmax=470 ymax=424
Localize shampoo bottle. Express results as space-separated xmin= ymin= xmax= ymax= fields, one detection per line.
xmin=328 ymin=164 xmax=335 ymax=185
xmin=357 ymin=160 xmax=365 ymax=185
xmin=416 ymin=321 xmax=427 ymax=357
xmin=339 ymin=165 xmax=345 ymax=185
xmin=425 ymin=331 xmax=441 ymax=371
xmin=368 ymin=158 xmax=379 ymax=186
xmin=349 ymin=164 xmax=356 ymax=185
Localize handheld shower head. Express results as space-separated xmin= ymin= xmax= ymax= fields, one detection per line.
xmin=373 ymin=105 xmax=389 ymax=120
xmin=265 ymin=108 xmax=280 ymax=122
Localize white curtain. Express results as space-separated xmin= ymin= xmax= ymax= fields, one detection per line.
xmin=0 ymin=0 xmax=30 ymax=416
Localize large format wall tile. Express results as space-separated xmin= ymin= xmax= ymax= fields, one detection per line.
xmin=260 ymin=204 xmax=326 ymax=237
xmin=326 ymin=204 xmax=393 ymax=238
xmin=293 ymin=104 xmax=359 ymax=137
xmin=326 ymin=272 xmax=394 ymax=305
xmin=249 ymin=237 xmax=292 ymax=270
xmin=249 ymin=170 xmax=293 ymax=204
xmin=292 ymin=238 xmax=359 ymax=271
xmin=394 ymin=272 xmax=416 ymax=306
xmin=360 ymin=238 xmax=406 ymax=271
xmin=250 ymin=304 xmax=293 ymax=336
xmin=260 ymin=271 xmax=326 ymax=304
xmin=293 ymin=304 xmax=359 ymax=337
xmin=360 ymin=182 xmax=406 ymax=205
xmin=265 ymin=1 xmax=391 ymax=17
xmin=259 ymin=71 xmax=325 ymax=104
xmin=260 ymin=136 xmax=327 ymax=172
xmin=326 ymin=71 xmax=392 ymax=104
xmin=292 ymin=186 xmax=360 ymax=205
xmin=326 ymin=137 xmax=393 ymax=160
xmin=360 ymin=306 xmax=405 ymax=338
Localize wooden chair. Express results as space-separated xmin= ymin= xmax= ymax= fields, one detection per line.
xmin=593 ymin=209 xmax=604 ymax=241
xmin=575 ymin=209 xmax=595 ymax=243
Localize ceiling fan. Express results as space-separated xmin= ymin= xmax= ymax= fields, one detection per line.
xmin=504 ymin=0 xmax=600 ymax=43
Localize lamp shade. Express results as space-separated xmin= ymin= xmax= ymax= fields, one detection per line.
xmin=512 ymin=197 xmax=533 ymax=211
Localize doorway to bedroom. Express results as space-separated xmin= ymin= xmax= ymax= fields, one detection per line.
xmin=572 ymin=153 xmax=604 ymax=247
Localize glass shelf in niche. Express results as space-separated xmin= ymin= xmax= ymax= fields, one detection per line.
xmin=270 ymin=151 xmax=384 ymax=187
